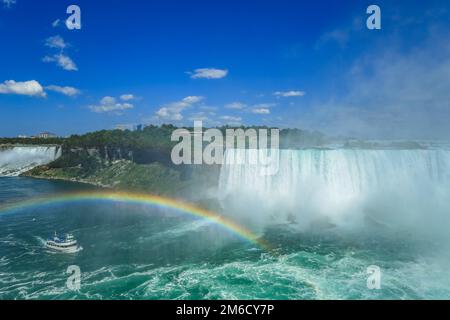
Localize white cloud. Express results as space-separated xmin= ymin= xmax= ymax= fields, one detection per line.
xmin=101 ymin=96 xmax=116 ymax=105
xmin=188 ymin=112 xmax=210 ymax=122
xmin=120 ymin=94 xmax=135 ymax=101
xmin=225 ymin=102 xmax=247 ymax=109
xmin=252 ymin=108 xmax=271 ymax=115
xmin=0 ymin=80 xmax=46 ymax=97
xmin=220 ymin=115 xmax=242 ymax=122
xmin=52 ymin=19 xmax=60 ymax=28
xmin=189 ymin=68 xmax=228 ymax=79
xmin=2 ymin=0 xmax=16 ymax=8
xmin=89 ymin=96 xmax=134 ymax=114
xmin=43 ymin=35 xmax=78 ymax=71
xmin=46 ymin=85 xmax=80 ymax=97
xmin=224 ymin=102 xmax=276 ymax=115
xmin=43 ymin=54 xmax=78 ymax=71
xmin=45 ymin=35 xmax=67 ymax=49
xmin=182 ymin=96 xmax=204 ymax=104
xmin=156 ymin=107 xmax=183 ymax=121
xmin=274 ymin=90 xmax=306 ymax=97
xmin=199 ymin=105 xmax=218 ymax=112
xmin=155 ymin=96 xmax=204 ymax=121
xmin=253 ymin=103 xmax=276 ymax=109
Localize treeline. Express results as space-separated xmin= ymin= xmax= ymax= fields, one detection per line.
xmin=0 ymin=137 xmax=64 ymax=145
xmin=1 ymin=125 xmax=329 ymax=151
xmin=64 ymin=125 xmax=177 ymax=151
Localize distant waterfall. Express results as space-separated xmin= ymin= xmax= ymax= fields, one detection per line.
xmin=0 ymin=146 xmax=61 ymax=176
xmin=218 ymin=149 xmax=450 ymax=227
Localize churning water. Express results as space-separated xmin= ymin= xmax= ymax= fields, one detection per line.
xmin=1 ymin=147 xmax=450 ymax=299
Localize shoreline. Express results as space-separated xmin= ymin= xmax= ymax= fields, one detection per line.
xmin=16 ymin=173 xmax=224 ymax=211
xmin=19 ymin=173 xmax=112 ymax=189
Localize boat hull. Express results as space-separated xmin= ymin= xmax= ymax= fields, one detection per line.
xmin=45 ymin=241 xmax=82 ymax=253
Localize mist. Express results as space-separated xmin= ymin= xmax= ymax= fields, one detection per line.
xmin=217 ymin=148 xmax=450 ymax=243
xmin=290 ymin=18 xmax=450 ymax=141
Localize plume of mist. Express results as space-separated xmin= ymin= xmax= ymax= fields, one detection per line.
xmin=217 ymin=149 xmax=450 ymax=241
xmin=293 ymin=27 xmax=450 ymax=141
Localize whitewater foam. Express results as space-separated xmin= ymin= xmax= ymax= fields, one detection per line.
xmin=219 ymin=149 xmax=450 ymax=230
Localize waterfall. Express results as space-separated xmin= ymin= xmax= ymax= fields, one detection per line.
xmin=0 ymin=146 xmax=62 ymax=176
xmin=218 ymin=149 xmax=450 ymax=229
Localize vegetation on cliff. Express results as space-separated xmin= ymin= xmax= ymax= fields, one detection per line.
xmin=25 ymin=159 xmax=187 ymax=195
xmin=22 ymin=131 xmax=220 ymax=196
xmin=2 ymin=125 xmax=327 ymax=195
xmin=2 ymin=124 xmax=426 ymax=195
xmin=2 ymin=125 xmax=329 ymax=152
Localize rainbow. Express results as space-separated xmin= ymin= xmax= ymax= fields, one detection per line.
xmin=0 ymin=191 xmax=269 ymax=249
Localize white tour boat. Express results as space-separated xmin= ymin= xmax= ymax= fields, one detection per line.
xmin=46 ymin=232 xmax=82 ymax=253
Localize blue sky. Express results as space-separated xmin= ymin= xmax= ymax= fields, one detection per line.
xmin=0 ymin=0 xmax=449 ymax=138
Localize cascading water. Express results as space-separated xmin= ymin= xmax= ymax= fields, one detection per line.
xmin=0 ymin=146 xmax=61 ymax=176
xmin=219 ymin=148 xmax=450 ymax=231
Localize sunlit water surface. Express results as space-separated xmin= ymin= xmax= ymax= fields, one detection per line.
xmin=1 ymin=177 xmax=450 ymax=299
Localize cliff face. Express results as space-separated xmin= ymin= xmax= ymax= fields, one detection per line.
xmin=22 ymin=145 xmax=220 ymax=197
xmin=68 ymin=146 xmax=173 ymax=166
xmin=81 ymin=146 xmax=134 ymax=163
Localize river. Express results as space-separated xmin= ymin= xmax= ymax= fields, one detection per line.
xmin=1 ymin=174 xmax=450 ymax=299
